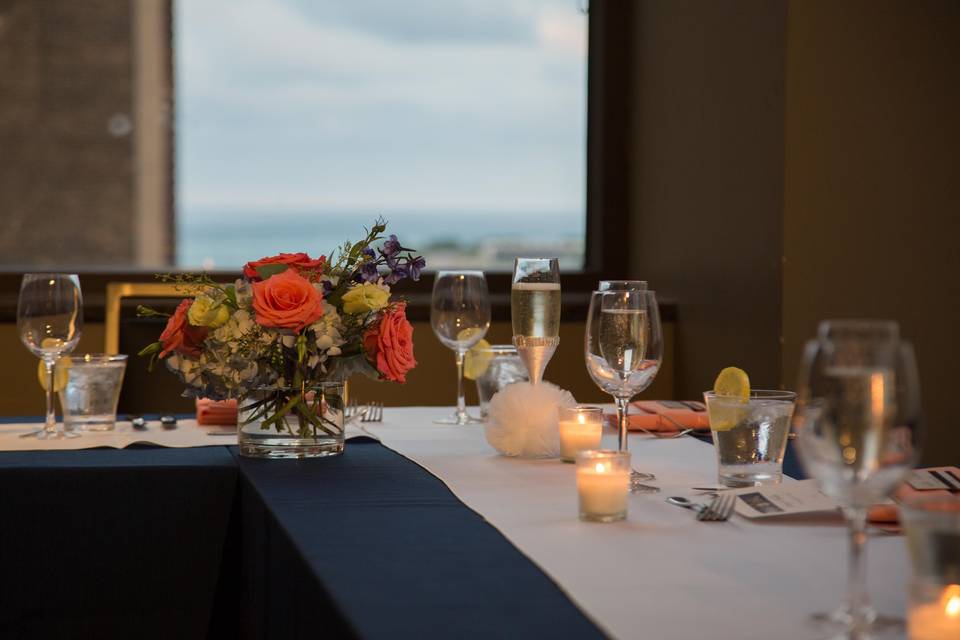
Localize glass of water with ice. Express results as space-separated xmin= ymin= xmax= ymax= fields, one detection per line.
xmin=475 ymin=345 xmax=529 ymax=418
xmin=703 ymin=390 xmax=797 ymax=487
xmin=59 ymin=354 xmax=128 ymax=432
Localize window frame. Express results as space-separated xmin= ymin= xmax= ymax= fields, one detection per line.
xmin=0 ymin=0 xmax=652 ymax=324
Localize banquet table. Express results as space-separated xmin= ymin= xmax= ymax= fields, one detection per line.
xmin=0 ymin=409 xmax=910 ymax=640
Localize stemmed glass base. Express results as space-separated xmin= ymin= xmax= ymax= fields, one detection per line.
xmin=808 ymin=608 xmax=903 ymax=639
xmin=434 ymin=411 xmax=484 ymax=425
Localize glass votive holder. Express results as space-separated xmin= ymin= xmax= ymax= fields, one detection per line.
xmin=907 ymin=579 xmax=960 ymax=640
xmin=575 ymin=450 xmax=630 ymax=523
xmin=901 ymin=494 xmax=960 ymax=585
xmin=558 ymin=405 xmax=604 ymax=463
xmin=474 ymin=345 xmax=529 ymax=418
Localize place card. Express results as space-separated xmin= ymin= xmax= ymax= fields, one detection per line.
xmin=907 ymin=467 xmax=960 ymax=492
xmin=729 ymin=480 xmax=838 ymax=519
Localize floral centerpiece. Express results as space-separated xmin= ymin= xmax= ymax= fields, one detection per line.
xmin=138 ymin=221 xmax=424 ymax=458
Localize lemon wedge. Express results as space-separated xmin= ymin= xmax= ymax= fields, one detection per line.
xmin=37 ymin=356 xmax=71 ymax=392
xmin=709 ymin=367 xmax=750 ymax=431
xmin=463 ymin=339 xmax=492 ymax=381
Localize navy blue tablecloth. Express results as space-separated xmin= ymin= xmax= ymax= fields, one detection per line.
xmin=0 ymin=428 xmax=604 ymax=639
xmin=233 ymin=439 xmax=605 ymax=639
xmin=0 ymin=446 xmax=239 ymax=640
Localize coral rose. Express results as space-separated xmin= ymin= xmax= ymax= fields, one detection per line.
xmin=159 ymin=299 xmax=209 ymax=358
xmin=251 ymin=267 xmax=324 ymax=333
xmin=243 ymin=252 xmax=326 ymax=281
xmin=363 ymin=303 xmax=416 ymax=383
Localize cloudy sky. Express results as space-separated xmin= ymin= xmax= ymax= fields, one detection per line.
xmin=174 ymin=0 xmax=587 ymax=218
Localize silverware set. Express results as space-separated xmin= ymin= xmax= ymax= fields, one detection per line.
xmin=666 ymin=494 xmax=737 ymax=522
xmin=345 ymin=400 xmax=384 ymax=423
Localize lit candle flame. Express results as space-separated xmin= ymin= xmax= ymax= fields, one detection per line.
xmin=578 ymin=413 xmax=586 ymax=425
xmin=944 ymin=585 xmax=960 ymax=617
xmin=595 ymin=462 xmax=606 ymax=473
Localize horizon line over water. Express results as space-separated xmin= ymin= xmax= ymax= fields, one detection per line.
xmin=177 ymin=209 xmax=585 ymax=270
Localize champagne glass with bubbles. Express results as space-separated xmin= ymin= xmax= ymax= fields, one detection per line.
xmin=18 ymin=274 xmax=84 ymax=439
xmin=585 ymin=289 xmax=662 ymax=492
xmin=431 ymin=271 xmax=491 ymax=424
xmin=511 ymin=258 xmax=560 ymax=385
xmin=794 ymin=320 xmax=921 ymax=637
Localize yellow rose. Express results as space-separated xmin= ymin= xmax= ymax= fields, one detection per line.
xmin=341 ymin=283 xmax=390 ymax=315
xmin=187 ymin=296 xmax=230 ymax=328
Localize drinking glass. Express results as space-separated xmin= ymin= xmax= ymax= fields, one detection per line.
xmin=511 ymin=258 xmax=560 ymax=385
xmin=17 ymin=273 xmax=84 ymax=439
xmin=794 ymin=319 xmax=921 ymax=637
xmin=585 ymin=289 xmax=662 ymax=493
xmin=431 ymin=271 xmax=491 ymax=424
xmin=474 ymin=345 xmax=529 ymax=418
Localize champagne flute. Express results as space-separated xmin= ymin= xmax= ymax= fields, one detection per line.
xmin=585 ymin=289 xmax=662 ymax=492
xmin=431 ymin=271 xmax=491 ymax=425
xmin=794 ymin=320 xmax=921 ymax=637
xmin=511 ymin=258 xmax=560 ymax=385
xmin=18 ymin=274 xmax=84 ymax=439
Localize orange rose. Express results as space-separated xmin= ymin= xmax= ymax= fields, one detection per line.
xmin=159 ymin=299 xmax=208 ymax=358
xmin=251 ymin=267 xmax=324 ymax=332
xmin=364 ymin=303 xmax=416 ymax=383
xmin=243 ymin=252 xmax=326 ymax=281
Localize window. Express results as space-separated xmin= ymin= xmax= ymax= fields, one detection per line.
xmin=175 ymin=0 xmax=587 ymax=271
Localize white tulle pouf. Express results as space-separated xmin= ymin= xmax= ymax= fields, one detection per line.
xmin=484 ymin=381 xmax=576 ymax=458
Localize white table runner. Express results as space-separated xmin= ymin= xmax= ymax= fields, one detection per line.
xmin=362 ymin=407 xmax=910 ymax=640
xmin=0 ymin=420 xmax=374 ymax=450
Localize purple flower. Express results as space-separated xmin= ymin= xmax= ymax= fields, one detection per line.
xmin=361 ymin=247 xmax=376 ymax=259
xmin=383 ymin=266 xmax=407 ymax=285
xmin=359 ymin=261 xmax=380 ymax=283
xmin=407 ymin=256 xmax=426 ymax=281
xmin=381 ymin=234 xmax=402 ymax=258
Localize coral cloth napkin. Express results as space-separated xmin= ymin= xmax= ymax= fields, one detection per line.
xmin=603 ymin=401 xmax=711 ymax=432
xmin=196 ymin=398 xmax=238 ymax=426
xmin=868 ymin=466 xmax=959 ymax=524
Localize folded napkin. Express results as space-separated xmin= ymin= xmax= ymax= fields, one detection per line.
xmin=604 ymin=401 xmax=711 ymax=432
xmin=868 ymin=466 xmax=959 ymax=524
xmin=196 ymin=398 xmax=238 ymax=426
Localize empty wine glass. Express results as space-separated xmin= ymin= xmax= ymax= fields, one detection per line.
xmin=511 ymin=258 xmax=560 ymax=385
xmin=794 ymin=319 xmax=921 ymax=638
xmin=585 ymin=289 xmax=662 ymax=493
xmin=431 ymin=271 xmax=491 ymax=425
xmin=18 ymin=273 xmax=84 ymax=439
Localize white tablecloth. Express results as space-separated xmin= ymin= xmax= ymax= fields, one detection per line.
xmin=361 ymin=407 xmax=909 ymax=640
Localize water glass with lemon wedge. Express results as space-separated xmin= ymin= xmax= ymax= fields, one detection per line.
xmin=704 ymin=367 xmax=797 ymax=487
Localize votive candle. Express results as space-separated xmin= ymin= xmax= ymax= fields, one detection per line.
xmin=576 ymin=450 xmax=630 ymax=522
xmin=559 ymin=406 xmax=603 ymax=463
xmin=908 ymin=582 xmax=960 ymax=640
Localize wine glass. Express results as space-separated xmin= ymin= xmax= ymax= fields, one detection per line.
xmin=431 ymin=271 xmax=491 ymax=425
xmin=18 ymin=274 xmax=84 ymax=439
xmin=598 ymin=280 xmax=647 ymax=291
xmin=794 ymin=319 xmax=921 ymax=637
xmin=511 ymin=258 xmax=560 ymax=385
xmin=585 ymin=289 xmax=662 ymax=493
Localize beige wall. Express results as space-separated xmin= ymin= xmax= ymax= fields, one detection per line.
xmin=0 ymin=321 xmax=674 ymax=415
xmin=629 ymin=0 xmax=787 ymax=397
xmin=783 ymin=0 xmax=960 ymax=465
xmin=627 ymin=0 xmax=958 ymax=464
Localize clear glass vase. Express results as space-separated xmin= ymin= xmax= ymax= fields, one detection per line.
xmin=238 ymin=382 xmax=345 ymax=459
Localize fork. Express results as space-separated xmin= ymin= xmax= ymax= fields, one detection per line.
xmin=632 ymin=411 xmax=700 ymax=439
xmin=697 ymin=493 xmax=736 ymax=522
xmin=362 ymin=402 xmax=383 ymax=422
